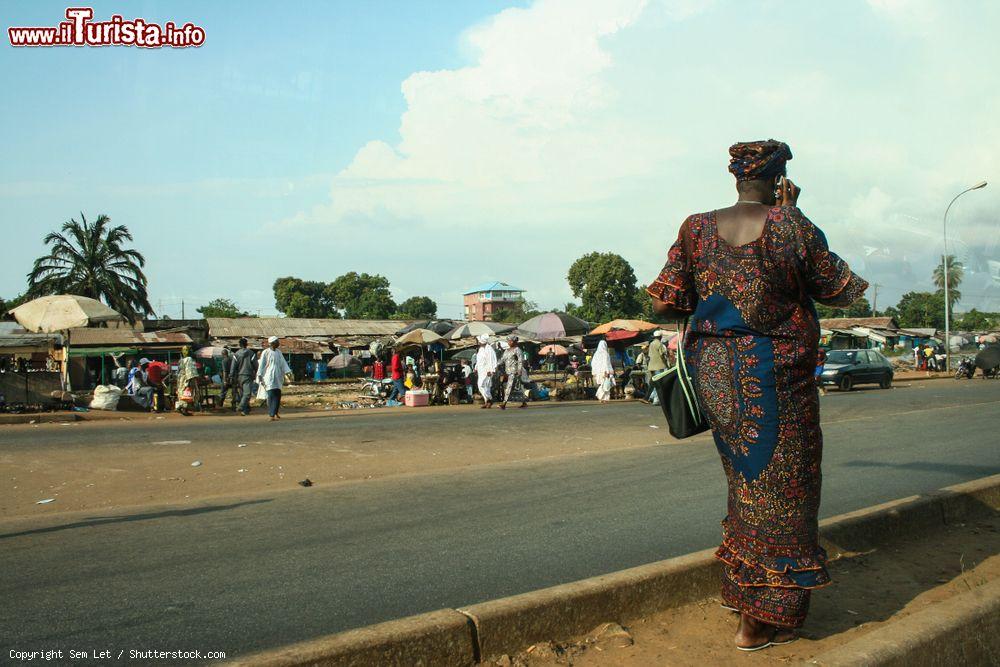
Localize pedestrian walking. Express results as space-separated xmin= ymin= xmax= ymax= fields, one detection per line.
xmin=216 ymin=347 xmax=232 ymax=410
xmin=591 ymin=340 xmax=614 ymax=402
xmin=461 ymin=359 xmax=474 ymax=402
xmin=815 ymin=348 xmax=827 ymax=396
xmin=499 ymin=336 xmax=527 ymax=410
xmin=646 ymin=330 xmax=669 ymax=404
xmin=257 ymin=336 xmax=292 ymax=421
xmin=175 ymin=346 xmax=200 ymax=416
xmin=474 ymin=334 xmax=498 ymax=408
xmin=230 ymin=337 xmax=258 ymax=416
xmin=647 ymin=139 xmax=867 ymax=650
xmin=388 ymin=348 xmax=406 ymax=403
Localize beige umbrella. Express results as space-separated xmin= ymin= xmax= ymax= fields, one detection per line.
xmin=394 ymin=328 xmax=449 ymax=347
xmin=9 ymin=295 xmax=122 ymax=333
xmin=9 ymin=295 xmax=123 ymax=391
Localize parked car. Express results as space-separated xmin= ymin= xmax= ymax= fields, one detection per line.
xmin=819 ymin=349 xmax=893 ymax=391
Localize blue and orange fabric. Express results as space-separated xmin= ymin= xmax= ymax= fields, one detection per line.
xmin=728 ymin=139 xmax=793 ymax=182
xmin=647 ymin=206 xmax=867 ymax=628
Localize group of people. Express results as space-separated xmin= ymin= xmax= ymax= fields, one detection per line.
xmin=914 ymin=342 xmax=945 ymax=373
xmin=120 ymin=336 xmax=293 ymax=421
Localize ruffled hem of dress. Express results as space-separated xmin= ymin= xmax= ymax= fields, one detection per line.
xmin=816 ymin=270 xmax=869 ymax=307
xmin=715 ymin=541 xmax=831 ymax=590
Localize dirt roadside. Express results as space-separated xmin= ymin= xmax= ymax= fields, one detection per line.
xmin=489 ymin=514 xmax=1000 ymax=666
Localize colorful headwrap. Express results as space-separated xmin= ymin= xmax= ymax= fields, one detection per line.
xmin=728 ymin=139 xmax=792 ymax=181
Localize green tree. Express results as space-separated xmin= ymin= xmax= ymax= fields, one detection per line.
xmin=27 ymin=213 xmax=152 ymax=322
xmin=957 ymin=308 xmax=995 ymax=331
xmin=814 ymin=297 xmax=874 ymax=321
xmin=197 ymin=298 xmax=250 ymax=318
xmin=567 ymin=252 xmax=643 ymax=322
xmin=492 ymin=299 xmax=541 ymax=324
xmin=329 ymin=272 xmax=396 ymax=319
xmin=933 ymin=255 xmax=964 ymax=303
xmin=273 ymin=277 xmax=339 ymax=318
xmin=894 ymin=291 xmax=948 ymax=330
xmin=1 ymin=293 xmax=26 ymax=315
xmin=395 ymin=296 xmax=437 ymax=319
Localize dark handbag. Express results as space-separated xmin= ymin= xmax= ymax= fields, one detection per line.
xmin=652 ymin=321 xmax=709 ymax=439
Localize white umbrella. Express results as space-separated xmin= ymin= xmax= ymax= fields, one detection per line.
xmin=9 ymin=295 xmax=121 ymax=333
xmin=9 ymin=295 xmax=123 ymax=391
xmin=394 ymin=328 xmax=449 ymax=347
xmin=444 ymin=321 xmax=515 ymax=340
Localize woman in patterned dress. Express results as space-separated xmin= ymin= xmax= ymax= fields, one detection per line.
xmin=499 ymin=336 xmax=527 ymax=410
xmin=647 ymin=140 xmax=867 ymax=651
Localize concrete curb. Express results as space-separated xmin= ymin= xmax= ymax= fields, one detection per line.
xmin=810 ymin=577 xmax=1000 ymax=667
xmin=230 ymin=474 xmax=1000 ymax=666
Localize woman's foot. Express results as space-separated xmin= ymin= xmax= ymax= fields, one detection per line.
xmin=518 ymin=402 xmax=527 ymax=408
xmin=735 ymin=613 xmax=796 ymax=651
xmin=269 ymin=416 xmax=277 ymax=421
xmin=499 ymin=403 xmax=507 ymax=410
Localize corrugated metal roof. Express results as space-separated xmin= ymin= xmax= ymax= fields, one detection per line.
xmin=68 ymin=327 xmax=192 ymax=346
xmin=206 ymin=318 xmax=406 ymax=338
xmin=0 ymin=322 xmax=61 ymax=350
xmin=819 ymin=316 xmax=899 ymax=331
xmin=463 ymin=281 xmax=525 ymax=295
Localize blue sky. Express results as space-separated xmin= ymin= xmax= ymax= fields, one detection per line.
xmin=2 ymin=0 xmax=999 ymax=318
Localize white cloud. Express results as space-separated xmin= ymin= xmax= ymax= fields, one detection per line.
xmin=273 ymin=0 xmax=1000 ymax=315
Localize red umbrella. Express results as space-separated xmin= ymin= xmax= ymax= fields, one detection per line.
xmin=604 ymin=329 xmax=641 ymax=343
xmin=539 ymin=344 xmax=569 ymax=356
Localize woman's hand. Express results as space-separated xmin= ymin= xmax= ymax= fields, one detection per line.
xmin=778 ymin=177 xmax=801 ymax=206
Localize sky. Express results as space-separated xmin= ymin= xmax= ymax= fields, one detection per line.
xmin=2 ymin=0 xmax=999 ymax=319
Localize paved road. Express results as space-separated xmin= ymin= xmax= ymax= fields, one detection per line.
xmin=2 ymin=381 xmax=999 ymax=662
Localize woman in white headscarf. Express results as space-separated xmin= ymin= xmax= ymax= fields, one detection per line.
xmin=474 ymin=334 xmax=498 ymax=408
xmin=591 ymin=340 xmax=614 ymax=402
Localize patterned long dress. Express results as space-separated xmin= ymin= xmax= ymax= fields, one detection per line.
xmin=647 ymin=206 xmax=867 ymax=628
xmin=499 ymin=346 xmax=525 ymax=403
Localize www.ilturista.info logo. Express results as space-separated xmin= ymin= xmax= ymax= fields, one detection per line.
xmin=8 ymin=7 xmax=205 ymax=48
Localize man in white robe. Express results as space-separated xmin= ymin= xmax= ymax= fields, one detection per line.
xmin=256 ymin=336 xmax=292 ymax=421
xmin=474 ymin=334 xmax=498 ymax=408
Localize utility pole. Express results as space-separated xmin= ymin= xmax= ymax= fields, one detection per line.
xmin=181 ymin=300 xmax=185 ymax=320
xmin=871 ymin=283 xmax=881 ymax=317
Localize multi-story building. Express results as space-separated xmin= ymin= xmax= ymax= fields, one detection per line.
xmin=463 ymin=282 xmax=525 ymax=322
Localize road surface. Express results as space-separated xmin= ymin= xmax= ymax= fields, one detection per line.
xmin=2 ymin=380 xmax=999 ymax=662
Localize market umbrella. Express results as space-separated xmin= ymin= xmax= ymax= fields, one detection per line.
xmin=517 ymin=312 xmax=591 ymax=340
xmin=451 ymin=347 xmax=477 ymax=361
xmin=604 ymin=329 xmax=642 ymax=344
xmin=394 ymin=328 xmax=450 ymax=347
xmin=538 ymin=344 xmax=569 ymax=356
xmin=327 ymin=352 xmax=362 ymax=370
xmin=975 ymin=345 xmax=1000 ymax=371
xmin=589 ymin=319 xmax=659 ymax=335
xmin=445 ymin=321 xmax=515 ymax=340
xmin=9 ymin=294 xmax=122 ymax=333
xmin=9 ymin=295 xmax=124 ymax=392
xmin=396 ymin=320 xmax=457 ymax=335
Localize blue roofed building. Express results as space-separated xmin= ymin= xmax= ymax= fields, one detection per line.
xmin=463 ymin=281 xmax=525 ymax=321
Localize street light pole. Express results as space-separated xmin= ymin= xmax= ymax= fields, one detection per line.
xmin=942 ymin=180 xmax=987 ymax=372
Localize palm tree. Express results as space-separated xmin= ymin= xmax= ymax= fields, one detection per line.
xmin=27 ymin=213 xmax=153 ymax=322
xmin=933 ymin=254 xmax=963 ymax=304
